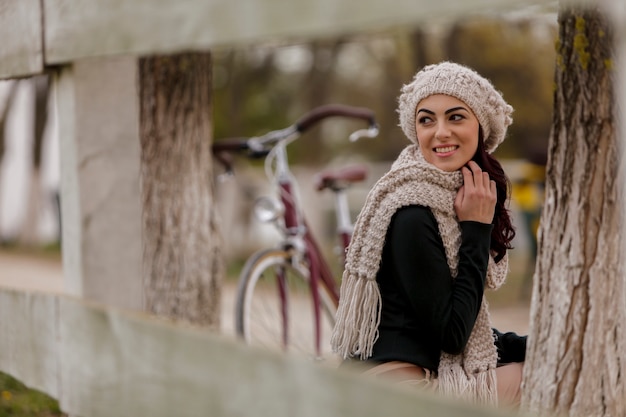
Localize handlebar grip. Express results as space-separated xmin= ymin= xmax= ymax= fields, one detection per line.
xmin=211 ymin=138 xmax=271 ymax=174
xmin=211 ymin=138 xmax=250 ymax=153
xmin=295 ymin=104 xmax=376 ymax=133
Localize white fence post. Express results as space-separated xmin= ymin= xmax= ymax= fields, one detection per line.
xmin=55 ymin=56 xmax=143 ymax=310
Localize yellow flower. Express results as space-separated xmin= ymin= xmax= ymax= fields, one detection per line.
xmin=1 ymin=390 xmax=12 ymax=401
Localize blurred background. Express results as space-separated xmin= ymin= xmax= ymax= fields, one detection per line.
xmin=0 ymin=7 xmax=555 ymax=304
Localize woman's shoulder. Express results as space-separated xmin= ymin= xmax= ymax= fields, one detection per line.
xmin=390 ymin=205 xmax=439 ymax=235
xmin=393 ymin=205 xmax=436 ymax=223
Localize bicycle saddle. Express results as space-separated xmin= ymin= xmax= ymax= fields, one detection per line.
xmin=314 ymin=165 xmax=368 ymax=192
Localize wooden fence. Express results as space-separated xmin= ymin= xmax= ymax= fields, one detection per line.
xmin=1 ymin=0 xmax=623 ymax=416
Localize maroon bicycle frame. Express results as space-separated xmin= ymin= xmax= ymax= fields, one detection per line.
xmin=277 ymin=177 xmax=341 ymax=355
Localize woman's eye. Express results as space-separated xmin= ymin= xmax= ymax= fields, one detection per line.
xmin=418 ymin=116 xmax=433 ymax=124
xmin=450 ymin=114 xmax=464 ymax=121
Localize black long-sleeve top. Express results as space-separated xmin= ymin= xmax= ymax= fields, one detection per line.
xmin=366 ymin=205 xmax=525 ymax=371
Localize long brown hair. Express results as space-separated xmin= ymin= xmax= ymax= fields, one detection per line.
xmin=471 ymin=130 xmax=515 ymax=262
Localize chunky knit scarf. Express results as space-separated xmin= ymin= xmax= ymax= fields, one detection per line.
xmin=330 ymin=144 xmax=508 ymax=405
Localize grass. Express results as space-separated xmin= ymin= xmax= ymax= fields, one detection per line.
xmin=0 ymin=244 xmax=64 ymax=416
xmin=0 ymin=242 xmax=61 ymax=262
xmin=0 ymin=372 xmax=64 ymax=417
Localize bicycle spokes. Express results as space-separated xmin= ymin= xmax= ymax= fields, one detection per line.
xmin=235 ymin=250 xmax=336 ymax=361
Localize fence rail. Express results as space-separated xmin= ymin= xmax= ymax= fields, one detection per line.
xmin=0 ymin=0 xmax=559 ymax=80
xmin=0 ymin=287 xmax=520 ymax=417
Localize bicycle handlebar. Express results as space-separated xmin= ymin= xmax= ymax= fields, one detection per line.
xmin=212 ymin=104 xmax=378 ymax=173
xmin=295 ymin=104 xmax=377 ymax=133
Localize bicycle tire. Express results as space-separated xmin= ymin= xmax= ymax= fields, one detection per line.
xmin=235 ymin=248 xmax=337 ymax=360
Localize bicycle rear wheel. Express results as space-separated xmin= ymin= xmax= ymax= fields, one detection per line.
xmin=235 ymin=248 xmax=337 ymax=360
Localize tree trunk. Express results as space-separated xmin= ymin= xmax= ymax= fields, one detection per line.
xmin=521 ymin=7 xmax=626 ymax=416
xmin=138 ymin=52 xmax=223 ymax=329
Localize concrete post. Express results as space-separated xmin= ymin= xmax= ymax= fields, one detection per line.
xmin=55 ymin=56 xmax=143 ymax=310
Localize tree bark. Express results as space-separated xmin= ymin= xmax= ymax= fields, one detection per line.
xmin=522 ymin=7 xmax=626 ymax=416
xmin=138 ymin=52 xmax=223 ymax=328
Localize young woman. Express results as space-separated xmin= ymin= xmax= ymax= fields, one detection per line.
xmin=330 ymin=62 xmax=527 ymax=407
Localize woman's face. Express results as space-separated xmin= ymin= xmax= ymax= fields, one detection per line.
xmin=415 ymin=94 xmax=480 ymax=172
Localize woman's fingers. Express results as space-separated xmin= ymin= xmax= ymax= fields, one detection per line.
xmin=468 ymin=161 xmax=484 ymax=188
xmin=454 ymin=185 xmax=465 ymax=212
xmin=461 ymin=165 xmax=474 ymax=190
xmin=456 ymin=161 xmax=497 ymax=224
xmin=482 ymin=172 xmax=491 ymax=190
xmin=464 ymin=161 xmax=493 ymax=195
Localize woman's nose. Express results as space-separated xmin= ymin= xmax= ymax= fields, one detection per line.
xmin=435 ymin=121 xmax=451 ymax=140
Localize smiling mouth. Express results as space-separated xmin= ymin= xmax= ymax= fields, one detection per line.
xmin=434 ymin=145 xmax=458 ymax=154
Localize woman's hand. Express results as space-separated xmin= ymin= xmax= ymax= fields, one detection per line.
xmin=454 ymin=161 xmax=497 ymax=224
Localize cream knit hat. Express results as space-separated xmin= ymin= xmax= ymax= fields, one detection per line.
xmin=398 ymin=61 xmax=514 ymax=153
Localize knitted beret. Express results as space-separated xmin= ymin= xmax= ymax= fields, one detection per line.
xmin=398 ymin=61 xmax=514 ymax=153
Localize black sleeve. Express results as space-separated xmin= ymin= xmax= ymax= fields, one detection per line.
xmin=492 ymin=328 xmax=527 ymax=364
xmin=387 ymin=205 xmax=492 ymax=355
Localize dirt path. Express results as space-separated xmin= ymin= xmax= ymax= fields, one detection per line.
xmin=0 ymin=250 xmax=242 ymax=336
xmin=0 ymin=251 xmax=529 ymax=336
xmin=0 ymin=251 xmax=65 ymax=294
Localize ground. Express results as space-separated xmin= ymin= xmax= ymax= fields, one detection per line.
xmin=0 ymin=249 xmax=530 ymax=336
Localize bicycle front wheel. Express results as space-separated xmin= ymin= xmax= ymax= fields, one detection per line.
xmin=235 ymin=249 xmax=337 ymax=360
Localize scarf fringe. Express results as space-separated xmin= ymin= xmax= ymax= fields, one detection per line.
xmin=437 ymin=366 xmax=498 ymax=406
xmin=330 ymin=271 xmax=381 ymax=359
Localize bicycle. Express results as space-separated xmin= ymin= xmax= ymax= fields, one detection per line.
xmin=212 ymin=104 xmax=378 ymax=360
